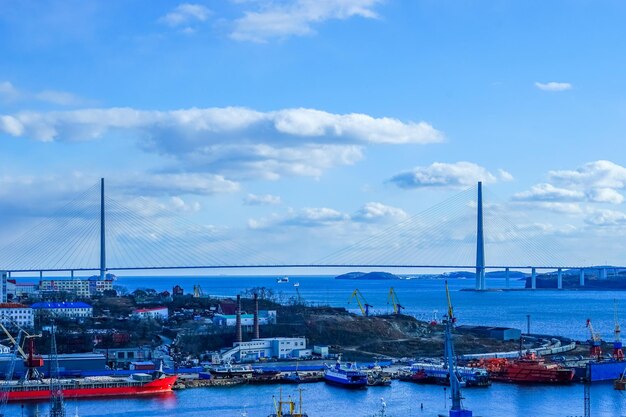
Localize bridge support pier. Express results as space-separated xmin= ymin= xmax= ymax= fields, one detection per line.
xmin=531 ymin=267 xmax=537 ymax=289
xmin=557 ymin=268 xmax=563 ymax=289
xmin=580 ymin=269 xmax=585 ymax=287
xmin=505 ymin=267 xmax=510 ymax=289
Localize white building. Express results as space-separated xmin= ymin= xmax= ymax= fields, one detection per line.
xmin=31 ymin=301 xmax=93 ymax=318
xmin=40 ymin=276 xmax=114 ymax=297
xmin=133 ymin=307 xmax=169 ymax=320
xmin=221 ymin=337 xmax=308 ymax=362
xmin=0 ymin=303 xmax=35 ymax=328
xmin=40 ymin=279 xmax=90 ymax=297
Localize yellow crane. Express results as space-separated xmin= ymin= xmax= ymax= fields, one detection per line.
xmin=445 ymin=280 xmax=456 ymax=324
xmin=386 ymin=287 xmax=405 ymax=315
xmin=348 ymin=289 xmax=373 ymax=316
xmin=193 ymin=284 xmax=204 ymax=298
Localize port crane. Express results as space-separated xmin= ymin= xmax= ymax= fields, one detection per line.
xmin=193 ymin=284 xmax=204 ymax=298
xmin=614 ymin=300 xmax=624 ymax=360
xmin=443 ymin=281 xmax=472 ymax=417
xmin=0 ymin=323 xmax=43 ymax=381
xmin=386 ymin=287 xmax=405 ymax=315
xmin=586 ymin=319 xmax=603 ymax=360
xmin=348 ymin=289 xmax=373 ymax=317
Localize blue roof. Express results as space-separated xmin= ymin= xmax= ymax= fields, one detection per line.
xmin=30 ymin=302 xmax=92 ymax=309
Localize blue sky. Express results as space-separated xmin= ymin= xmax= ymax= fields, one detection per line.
xmin=1 ymin=0 xmax=626 ymax=271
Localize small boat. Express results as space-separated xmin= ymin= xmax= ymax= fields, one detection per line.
xmin=324 ymin=358 xmax=368 ymax=389
xmin=268 ymin=388 xmax=308 ymax=417
xmin=277 ymin=276 xmax=289 ymax=284
xmin=293 ymin=282 xmax=300 ymax=287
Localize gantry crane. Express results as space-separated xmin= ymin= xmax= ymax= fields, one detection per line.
xmin=348 ymin=289 xmax=373 ymax=317
xmin=386 ymin=287 xmax=405 ymax=315
xmin=614 ymin=300 xmax=624 ymax=361
xmin=586 ymin=318 xmax=603 ymax=360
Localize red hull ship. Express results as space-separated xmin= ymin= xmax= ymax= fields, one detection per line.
xmin=471 ymin=353 xmax=574 ymax=384
xmin=4 ymin=374 xmax=178 ymax=401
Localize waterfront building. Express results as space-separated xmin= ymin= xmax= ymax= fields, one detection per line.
xmin=213 ymin=310 xmax=277 ymax=326
xmin=133 ymin=306 xmax=169 ymax=320
xmin=221 ymin=337 xmax=308 ymax=362
xmin=30 ymin=301 xmax=93 ymax=318
xmin=0 ymin=303 xmax=34 ymax=328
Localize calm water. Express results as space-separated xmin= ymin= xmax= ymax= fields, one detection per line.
xmin=9 ymin=275 xmax=626 ymax=416
xmin=6 ymin=381 xmax=626 ymax=417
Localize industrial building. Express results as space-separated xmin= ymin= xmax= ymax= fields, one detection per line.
xmin=221 ymin=337 xmax=309 ymax=362
xmin=212 ymin=310 xmax=276 ymax=326
xmin=457 ymin=325 xmax=522 ymax=341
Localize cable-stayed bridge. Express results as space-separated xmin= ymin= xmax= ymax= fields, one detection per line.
xmin=0 ymin=179 xmax=619 ymax=290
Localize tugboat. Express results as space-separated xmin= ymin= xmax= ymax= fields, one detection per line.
xmin=268 ymin=388 xmax=308 ymax=417
xmin=323 ymin=357 xmax=368 ymax=388
xmin=472 ymin=352 xmax=574 ymax=384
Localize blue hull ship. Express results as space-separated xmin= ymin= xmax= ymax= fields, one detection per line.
xmin=323 ymin=360 xmax=368 ymax=388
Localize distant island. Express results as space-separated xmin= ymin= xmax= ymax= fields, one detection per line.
xmin=525 ymin=267 xmax=626 ymax=290
xmin=335 ymin=271 xmax=400 ymax=280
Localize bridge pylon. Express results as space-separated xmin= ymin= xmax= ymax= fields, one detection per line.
xmin=475 ymin=181 xmax=486 ymax=290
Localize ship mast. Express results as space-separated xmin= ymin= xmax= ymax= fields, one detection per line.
xmin=49 ymin=325 xmax=65 ymax=417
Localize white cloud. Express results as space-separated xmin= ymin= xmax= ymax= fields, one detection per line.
xmin=118 ymin=173 xmax=240 ymax=196
xmin=534 ymin=81 xmax=572 ymax=92
xmin=353 ymin=202 xmax=407 ymax=222
xmin=231 ymin=0 xmax=383 ymax=42
xmin=35 ymin=90 xmax=87 ymax=106
xmin=249 ymin=201 xmax=406 ymax=230
xmin=585 ymin=209 xmax=626 ymax=226
xmin=0 ymin=172 xmax=238 ymax=219
xmin=514 ymin=161 xmax=626 ymax=211
xmin=0 ymin=80 xmax=89 ymax=107
xmin=160 ymin=3 xmax=211 ymax=27
xmin=0 ymin=106 xmax=441 ymax=180
xmin=244 ymin=193 xmax=282 ymax=206
xmin=497 ymin=169 xmax=514 ymax=182
xmin=549 ymin=160 xmax=626 ymax=190
xmin=0 ymin=81 xmax=21 ymax=102
xmin=513 ymin=183 xmax=584 ymax=202
xmin=388 ymin=162 xmax=504 ymax=189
